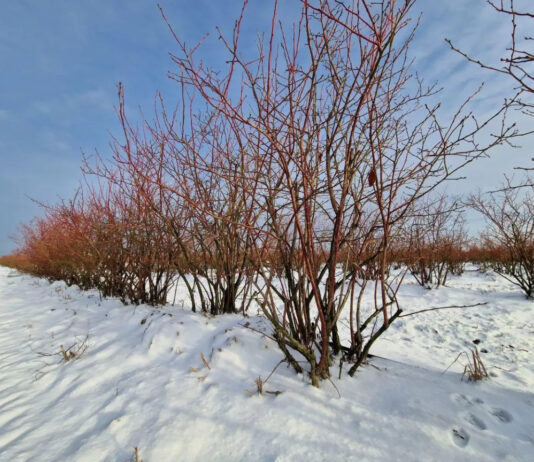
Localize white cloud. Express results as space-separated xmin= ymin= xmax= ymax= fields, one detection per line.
xmin=32 ymin=88 xmax=113 ymax=117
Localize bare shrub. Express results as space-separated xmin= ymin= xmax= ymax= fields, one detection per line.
xmin=161 ymin=0 xmax=513 ymax=385
xmin=96 ymin=86 xmax=258 ymax=314
xmin=82 ymin=154 xmax=179 ymax=305
xmin=470 ymin=184 xmax=534 ymax=298
xmin=405 ymin=197 xmax=467 ymax=288
xmin=12 ymin=161 xmax=179 ymax=306
xmin=0 ymin=252 xmax=35 ymax=272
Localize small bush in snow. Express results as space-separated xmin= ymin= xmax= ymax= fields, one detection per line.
xmin=470 ymin=184 xmax=534 ymax=299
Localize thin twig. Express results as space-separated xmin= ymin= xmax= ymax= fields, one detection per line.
xmin=399 ymin=302 xmax=487 ymax=318
xmin=239 ymin=323 xmax=277 ymax=342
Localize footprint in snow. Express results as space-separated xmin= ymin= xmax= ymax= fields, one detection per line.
xmin=451 ymin=427 xmax=470 ymax=448
xmin=463 ymin=412 xmax=487 ymax=430
xmin=489 ymin=408 xmax=513 ymax=423
xmin=451 ymin=393 xmax=472 ymax=407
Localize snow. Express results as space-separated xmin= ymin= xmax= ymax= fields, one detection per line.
xmin=0 ymin=265 xmax=533 ymax=461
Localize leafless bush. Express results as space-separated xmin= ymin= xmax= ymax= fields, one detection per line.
xmin=97 ymin=85 xmax=259 ymax=314
xmin=405 ymin=197 xmax=467 ymax=288
xmin=161 ymin=0 xmax=513 ymax=385
xmin=470 ymin=183 xmax=534 ymax=298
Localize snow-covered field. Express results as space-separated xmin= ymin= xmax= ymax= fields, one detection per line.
xmin=0 ymin=265 xmax=533 ymax=461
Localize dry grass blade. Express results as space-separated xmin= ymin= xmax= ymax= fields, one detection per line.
xmin=245 ymin=376 xmax=264 ymax=396
xmin=200 ymin=352 xmax=211 ymax=370
xmin=245 ymin=366 xmax=284 ymax=397
xmin=60 ymin=345 xmax=72 ymax=362
xmin=61 ymin=336 xmax=89 ymax=362
xmin=443 ymin=347 xmax=489 ymax=382
xmin=255 ymin=376 xmax=263 ymax=395
xmin=463 ymin=348 xmax=489 ymax=382
xmin=36 ymin=335 xmax=89 ymax=363
xmin=264 ymin=390 xmax=283 ymax=396
xmin=133 ymin=446 xmax=142 ymax=462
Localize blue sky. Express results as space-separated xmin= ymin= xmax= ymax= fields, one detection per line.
xmin=0 ymin=0 xmax=531 ymax=254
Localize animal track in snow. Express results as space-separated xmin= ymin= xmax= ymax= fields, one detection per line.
xmin=490 ymin=408 xmax=513 ymax=423
xmin=451 ymin=392 xmax=516 ymax=445
xmin=451 ymin=427 xmax=470 ymax=448
xmin=451 ymin=393 xmax=472 ymax=407
xmin=454 ymin=394 xmax=515 ymax=425
xmin=463 ymin=412 xmax=487 ymax=430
